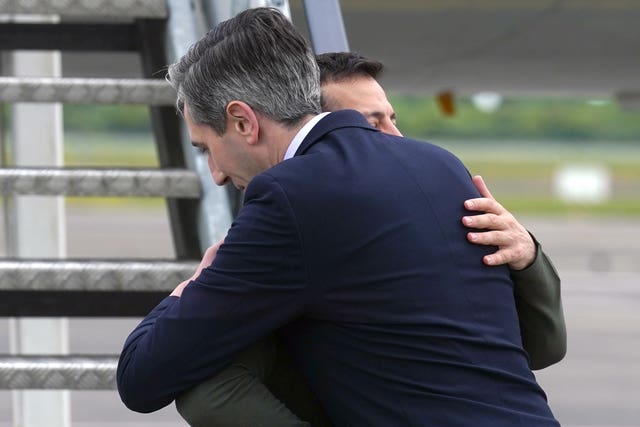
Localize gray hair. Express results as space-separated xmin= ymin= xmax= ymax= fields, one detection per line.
xmin=167 ymin=7 xmax=321 ymax=135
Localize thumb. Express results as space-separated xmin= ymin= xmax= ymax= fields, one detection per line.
xmin=472 ymin=175 xmax=495 ymax=200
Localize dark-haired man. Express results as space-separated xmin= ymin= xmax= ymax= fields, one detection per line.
xmin=316 ymin=52 xmax=565 ymax=359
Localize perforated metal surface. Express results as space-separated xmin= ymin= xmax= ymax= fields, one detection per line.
xmin=0 ymin=77 xmax=175 ymax=105
xmin=0 ymin=356 xmax=117 ymax=389
xmin=0 ymin=0 xmax=167 ymax=18
xmin=0 ymin=260 xmax=197 ymax=291
xmin=0 ymin=168 xmax=199 ymax=197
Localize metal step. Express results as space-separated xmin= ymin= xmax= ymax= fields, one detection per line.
xmin=0 ymin=355 xmax=116 ymax=390
xmin=0 ymin=260 xmax=198 ymax=291
xmin=0 ymin=0 xmax=167 ymax=18
xmin=0 ymin=168 xmax=200 ymax=197
xmin=0 ymin=23 xmax=140 ymax=51
xmin=0 ymin=77 xmax=175 ymax=105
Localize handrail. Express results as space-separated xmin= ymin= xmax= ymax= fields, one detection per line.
xmin=0 ymin=167 xmax=199 ymax=197
xmin=0 ymin=0 xmax=167 ymax=18
xmin=0 ymin=355 xmax=117 ymax=390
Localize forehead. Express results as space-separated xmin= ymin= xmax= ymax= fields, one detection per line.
xmin=322 ymin=76 xmax=391 ymax=112
xmin=183 ymin=103 xmax=195 ymax=127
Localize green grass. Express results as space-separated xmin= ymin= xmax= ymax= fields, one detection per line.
xmin=498 ymin=198 xmax=640 ymax=217
xmin=462 ymin=160 xmax=639 ymax=180
xmin=463 ymin=159 xmax=640 ymax=216
xmin=62 ymin=132 xmax=165 ymax=209
xmin=65 ymin=196 xmax=165 ymax=209
xmin=58 ymin=132 xmax=640 ymax=217
xmin=64 ymin=132 xmax=158 ymax=167
xmin=390 ymin=95 xmax=640 ymax=142
xmin=430 ymin=140 xmax=640 ymax=217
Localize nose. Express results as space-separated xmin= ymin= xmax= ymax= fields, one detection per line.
xmin=380 ymin=119 xmax=402 ymax=137
xmin=207 ymin=156 xmax=229 ymax=186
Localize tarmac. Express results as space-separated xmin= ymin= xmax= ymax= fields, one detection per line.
xmin=0 ymin=204 xmax=638 ymax=426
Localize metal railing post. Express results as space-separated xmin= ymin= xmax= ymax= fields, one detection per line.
xmin=8 ymin=45 xmax=70 ymax=427
xmin=165 ymin=0 xmax=233 ymax=250
xmin=302 ymin=0 xmax=349 ymax=53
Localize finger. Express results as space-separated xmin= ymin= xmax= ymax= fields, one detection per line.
xmin=472 ymin=175 xmax=495 ymax=200
xmin=467 ymin=230 xmax=509 ymax=247
xmin=194 ymin=244 xmax=222 ymax=278
xmin=483 ymin=251 xmax=510 ymax=267
xmin=204 ymin=245 xmax=219 ymax=263
xmin=464 ymin=196 xmax=505 ymax=215
xmin=472 ymin=235 xmax=535 ymax=269
xmin=462 ymin=212 xmax=506 ymax=231
xmin=485 ymin=246 xmax=530 ymax=267
xmin=466 ymin=233 xmax=513 ymax=267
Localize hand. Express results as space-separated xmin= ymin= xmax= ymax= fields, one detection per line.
xmin=462 ymin=176 xmax=536 ymax=270
xmin=170 ymin=238 xmax=225 ymax=297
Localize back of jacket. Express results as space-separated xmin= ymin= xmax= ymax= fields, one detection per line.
xmin=267 ymin=111 xmax=558 ymax=426
xmin=117 ymin=110 xmax=559 ymax=426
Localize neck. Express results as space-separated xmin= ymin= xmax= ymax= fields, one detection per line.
xmin=266 ymin=114 xmax=317 ymax=164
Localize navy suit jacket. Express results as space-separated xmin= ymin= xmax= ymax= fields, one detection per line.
xmin=117 ymin=110 xmax=559 ymax=426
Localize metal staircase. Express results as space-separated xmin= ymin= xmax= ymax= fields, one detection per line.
xmin=0 ymin=0 xmax=232 ymax=396
xmin=0 ymin=0 xmax=349 ymax=423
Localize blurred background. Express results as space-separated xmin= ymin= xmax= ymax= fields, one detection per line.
xmin=1 ymin=0 xmax=639 ymax=426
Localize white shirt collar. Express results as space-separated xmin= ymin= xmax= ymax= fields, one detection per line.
xmin=283 ymin=112 xmax=330 ymax=160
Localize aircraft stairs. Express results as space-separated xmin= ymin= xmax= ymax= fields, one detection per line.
xmin=0 ymin=0 xmax=237 ymax=393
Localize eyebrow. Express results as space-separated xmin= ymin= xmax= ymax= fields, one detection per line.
xmin=364 ymin=110 xmax=397 ymax=120
xmin=365 ymin=111 xmax=389 ymax=120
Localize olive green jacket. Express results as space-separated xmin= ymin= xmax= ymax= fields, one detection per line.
xmin=512 ymin=242 xmax=566 ymax=370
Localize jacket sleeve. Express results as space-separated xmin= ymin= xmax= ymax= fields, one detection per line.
xmin=511 ymin=236 xmax=567 ymax=370
xmin=116 ymin=173 xmax=309 ymax=413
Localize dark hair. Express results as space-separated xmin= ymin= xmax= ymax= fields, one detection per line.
xmin=167 ymin=7 xmax=321 ymax=135
xmin=316 ymin=52 xmax=384 ymax=84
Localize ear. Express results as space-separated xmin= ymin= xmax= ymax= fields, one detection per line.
xmin=226 ymin=101 xmax=259 ymax=145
